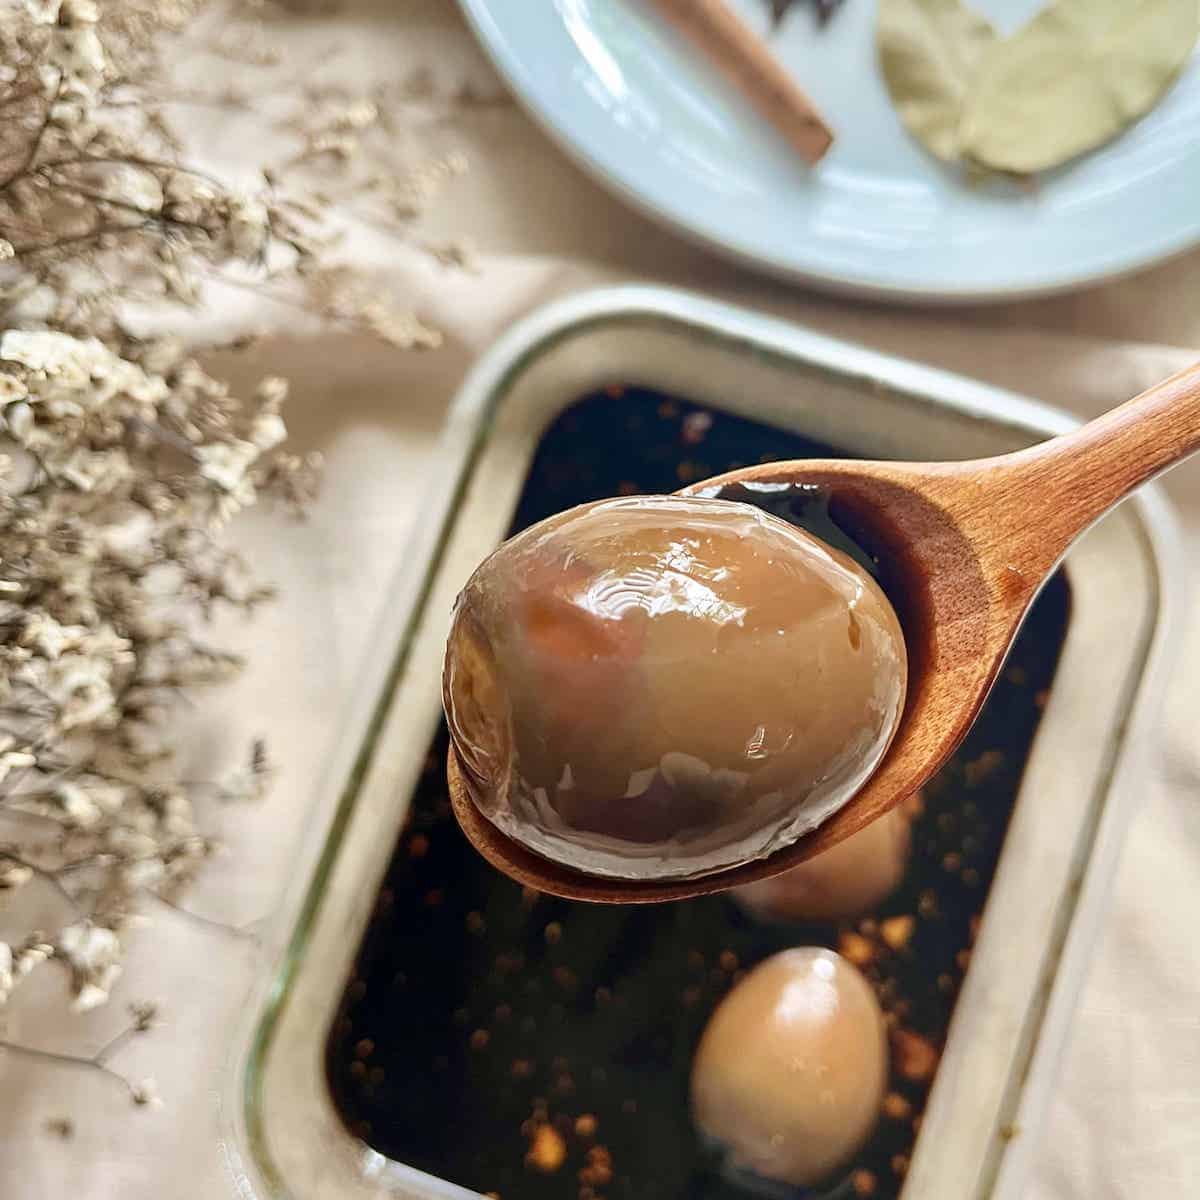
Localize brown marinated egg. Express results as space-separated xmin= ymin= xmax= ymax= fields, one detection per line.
xmin=733 ymin=806 xmax=912 ymax=921
xmin=443 ymin=495 xmax=906 ymax=880
xmin=690 ymin=947 xmax=888 ymax=1188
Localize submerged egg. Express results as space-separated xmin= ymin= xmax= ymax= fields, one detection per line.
xmin=442 ymin=495 xmax=906 ymax=880
xmin=733 ymin=806 xmax=912 ymax=921
xmin=690 ymin=948 xmax=888 ymax=1188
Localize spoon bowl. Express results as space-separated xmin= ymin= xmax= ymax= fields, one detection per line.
xmin=449 ymin=360 xmax=1200 ymax=902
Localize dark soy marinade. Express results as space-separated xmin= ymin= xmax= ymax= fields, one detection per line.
xmin=327 ymin=386 xmax=1070 ymax=1200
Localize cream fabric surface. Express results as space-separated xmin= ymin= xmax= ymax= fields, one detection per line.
xmin=3 ymin=2 xmax=1199 ymax=1197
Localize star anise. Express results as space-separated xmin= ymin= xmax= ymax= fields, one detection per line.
xmin=768 ymin=0 xmax=846 ymax=31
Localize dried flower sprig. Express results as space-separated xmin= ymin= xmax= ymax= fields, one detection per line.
xmin=0 ymin=321 xmax=315 ymax=1014
xmin=1 ymin=0 xmax=458 ymax=350
xmin=0 ymin=0 xmax=453 ymax=1038
xmin=2 ymin=0 xmax=318 ymax=338
xmin=0 ymin=999 xmax=160 ymax=1103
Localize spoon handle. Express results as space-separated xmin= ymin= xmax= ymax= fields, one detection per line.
xmin=985 ymin=360 xmax=1200 ymax=574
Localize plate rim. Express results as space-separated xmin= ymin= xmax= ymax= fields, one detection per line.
xmin=457 ymin=0 xmax=1200 ymax=304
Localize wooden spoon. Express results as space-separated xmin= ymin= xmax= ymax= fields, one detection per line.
xmin=449 ymin=360 xmax=1200 ymax=903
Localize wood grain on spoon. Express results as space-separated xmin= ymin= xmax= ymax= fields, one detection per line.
xmin=650 ymin=0 xmax=834 ymax=165
xmin=450 ymin=360 xmax=1200 ymax=903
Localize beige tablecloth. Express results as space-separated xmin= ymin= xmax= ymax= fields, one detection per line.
xmin=3 ymin=3 xmax=1198 ymax=1197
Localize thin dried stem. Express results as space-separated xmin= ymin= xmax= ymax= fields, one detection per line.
xmin=0 ymin=1007 xmax=156 ymax=1104
xmin=146 ymin=891 xmax=259 ymax=941
xmin=0 ymin=1040 xmax=142 ymax=1101
xmin=0 ymin=851 xmax=85 ymax=917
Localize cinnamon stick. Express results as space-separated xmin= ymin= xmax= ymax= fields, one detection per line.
xmin=650 ymin=0 xmax=835 ymax=165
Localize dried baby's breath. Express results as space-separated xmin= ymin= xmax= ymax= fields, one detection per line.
xmin=0 ymin=0 xmax=463 ymax=1066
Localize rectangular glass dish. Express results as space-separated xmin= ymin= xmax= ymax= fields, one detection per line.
xmin=222 ymin=288 xmax=1182 ymax=1200
xmin=326 ymin=383 xmax=1069 ymax=1199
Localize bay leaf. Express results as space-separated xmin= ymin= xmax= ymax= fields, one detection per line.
xmin=960 ymin=0 xmax=1199 ymax=174
xmin=877 ymin=0 xmax=997 ymax=162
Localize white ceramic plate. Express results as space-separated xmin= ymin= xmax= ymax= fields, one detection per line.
xmin=458 ymin=0 xmax=1200 ymax=301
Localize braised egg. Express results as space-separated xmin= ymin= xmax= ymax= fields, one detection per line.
xmin=443 ymin=495 xmax=906 ymax=880
xmin=733 ymin=806 xmax=912 ymax=921
xmin=690 ymin=947 xmax=888 ymax=1187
